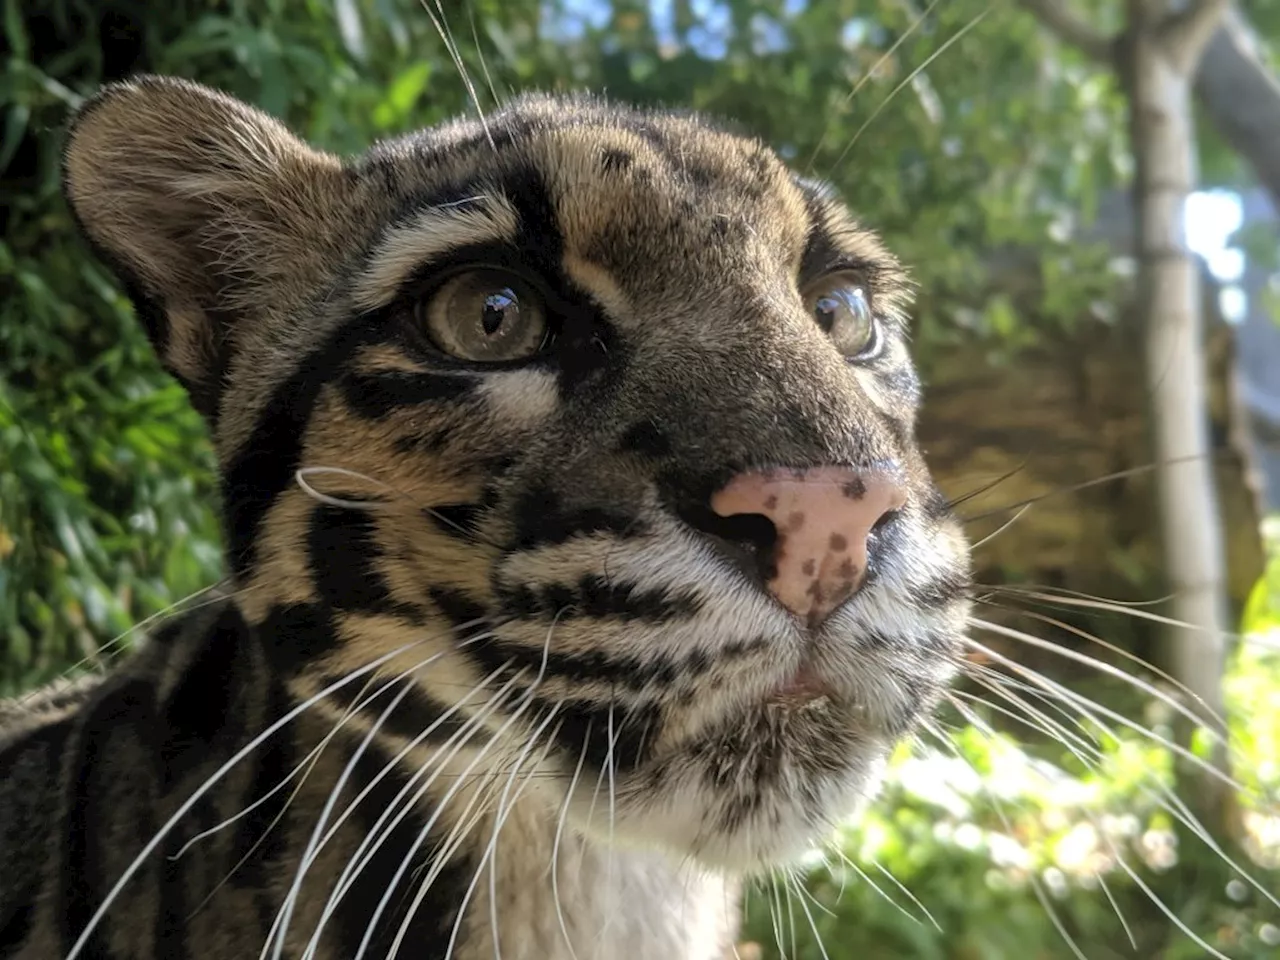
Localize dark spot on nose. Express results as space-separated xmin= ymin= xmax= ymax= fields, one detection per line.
xmin=842 ymin=478 xmax=867 ymax=499
xmin=829 ymin=533 xmax=847 ymax=552
xmin=801 ymin=559 xmax=816 ymax=576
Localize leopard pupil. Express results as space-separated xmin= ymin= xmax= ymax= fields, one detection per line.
xmin=482 ymin=289 xmax=516 ymax=335
xmin=815 ymin=296 xmax=838 ymax=332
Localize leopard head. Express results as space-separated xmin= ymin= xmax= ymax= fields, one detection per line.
xmin=62 ymin=76 xmax=970 ymax=873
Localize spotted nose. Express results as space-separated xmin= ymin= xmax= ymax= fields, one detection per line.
xmin=710 ymin=466 xmax=907 ymax=627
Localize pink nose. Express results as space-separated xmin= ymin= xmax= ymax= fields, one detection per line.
xmin=710 ymin=466 xmax=907 ymax=627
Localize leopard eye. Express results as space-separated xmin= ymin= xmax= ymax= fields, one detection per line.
xmin=804 ymin=275 xmax=877 ymax=358
xmin=417 ymin=269 xmax=548 ymax=363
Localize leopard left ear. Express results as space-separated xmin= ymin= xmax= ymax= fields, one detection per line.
xmin=62 ymin=74 xmax=353 ymax=419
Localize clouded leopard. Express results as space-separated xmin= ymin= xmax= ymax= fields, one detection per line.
xmin=0 ymin=75 xmax=971 ymax=959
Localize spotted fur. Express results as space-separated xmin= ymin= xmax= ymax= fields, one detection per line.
xmin=0 ymin=76 xmax=971 ymax=959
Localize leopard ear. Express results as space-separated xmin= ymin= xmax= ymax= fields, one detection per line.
xmin=62 ymin=75 xmax=351 ymax=419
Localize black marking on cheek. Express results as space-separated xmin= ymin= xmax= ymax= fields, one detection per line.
xmin=382 ymin=687 xmax=470 ymax=744
xmin=457 ymin=611 xmax=695 ymax=692
xmin=617 ymin=419 xmax=672 ymax=459
xmin=222 ymin=321 xmax=384 ymax=578
xmin=323 ymin=669 xmax=472 ymax=745
xmin=160 ymin=605 xmax=252 ymax=783
xmin=722 ymin=635 xmax=770 ymax=658
xmin=340 ymin=369 xmax=478 ymax=420
xmin=429 ymin=586 xmax=490 ymax=632
xmin=541 ymin=582 xmax=577 ymax=615
xmin=508 ymin=487 xmax=642 ymax=549
xmin=552 ymin=699 xmax=662 ymax=775
xmin=494 ymin=581 xmax=540 ymax=619
xmin=308 ymin=505 xmax=393 ymax=612
xmin=571 ymin=575 xmax=702 ymax=622
xmin=258 ymin=603 xmax=337 ymax=672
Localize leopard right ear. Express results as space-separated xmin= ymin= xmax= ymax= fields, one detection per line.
xmin=62 ymin=75 xmax=352 ymax=419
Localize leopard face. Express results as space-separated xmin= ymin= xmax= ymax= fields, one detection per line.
xmin=63 ymin=77 xmax=971 ymax=875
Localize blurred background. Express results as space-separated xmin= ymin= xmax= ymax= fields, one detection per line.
xmin=3 ymin=0 xmax=1280 ymax=957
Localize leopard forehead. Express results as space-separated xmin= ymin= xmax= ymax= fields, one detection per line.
xmin=347 ymin=95 xmax=906 ymax=319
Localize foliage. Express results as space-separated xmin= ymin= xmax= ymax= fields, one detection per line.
xmin=3 ymin=0 xmax=1279 ymax=955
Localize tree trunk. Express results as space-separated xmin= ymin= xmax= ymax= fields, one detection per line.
xmin=1123 ymin=6 xmax=1230 ymax=819
xmin=1021 ymin=0 xmax=1237 ymax=824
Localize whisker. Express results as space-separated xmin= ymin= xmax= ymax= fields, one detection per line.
xmin=944 ymin=459 xmax=1031 ymax=511
xmin=431 ymin=706 xmax=563 ymax=960
xmin=417 ymin=0 xmax=495 ymax=151
xmin=829 ymin=844 xmax=928 ymax=929
xmin=828 ymin=2 xmax=996 ymax=174
xmin=269 ymin=671 xmax=425 ymax=955
xmin=968 ymin=617 xmax=1230 ymax=741
xmin=921 ymin=714 xmax=1091 ymax=960
xmin=974 ymin=598 xmax=1231 ymax=731
xmin=63 ymin=634 xmax=439 ymax=960
xmin=804 ymin=0 xmax=943 ymax=171
xmin=300 ymin=665 xmax=521 ymax=958
xmin=551 ymin=723 xmax=591 ymax=960
xmin=180 ymin=671 xmax=392 ymax=921
xmin=350 ymin=680 xmax=529 ymax=959
xmin=787 ymin=868 xmax=832 ymax=960
xmin=466 ymin=5 xmax=501 ymax=108
xmin=873 ymin=860 xmax=943 ymax=933
xmin=963 ymin=635 xmax=1245 ymax=792
xmin=959 ymin=452 xmax=1225 ymax=524
xmin=295 ymin=465 xmax=499 ymax=548
xmin=984 ymin=585 xmax=1248 ymax=646
xmin=959 ymin=673 xmax=1280 ymax=915
xmin=361 ymin=609 xmax=559 ymax=959
xmin=953 ymin=697 xmax=1249 ymax=958
xmin=968 ymin=503 xmax=1032 ymax=550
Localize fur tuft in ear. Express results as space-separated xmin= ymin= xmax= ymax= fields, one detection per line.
xmin=62 ymin=75 xmax=349 ymax=418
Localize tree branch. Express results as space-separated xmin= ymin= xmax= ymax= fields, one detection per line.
xmin=1162 ymin=0 xmax=1233 ymax=73
xmin=1193 ymin=7 xmax=1280 ymax=210
xmin=1018 ymin=0 xmax=1117 ymax=64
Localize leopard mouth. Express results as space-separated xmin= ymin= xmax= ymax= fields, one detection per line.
xmin=763 ymin=661 xmax=834 ymax=708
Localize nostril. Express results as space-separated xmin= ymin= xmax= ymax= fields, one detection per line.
xmin=674 ymin=501 xmax=778 ymax=583
xmin=869 ymin=507 xmax=902 ymax=539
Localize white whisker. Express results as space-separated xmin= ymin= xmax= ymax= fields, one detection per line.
xmin=63 ymin=635 xmax=437 ymax=960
